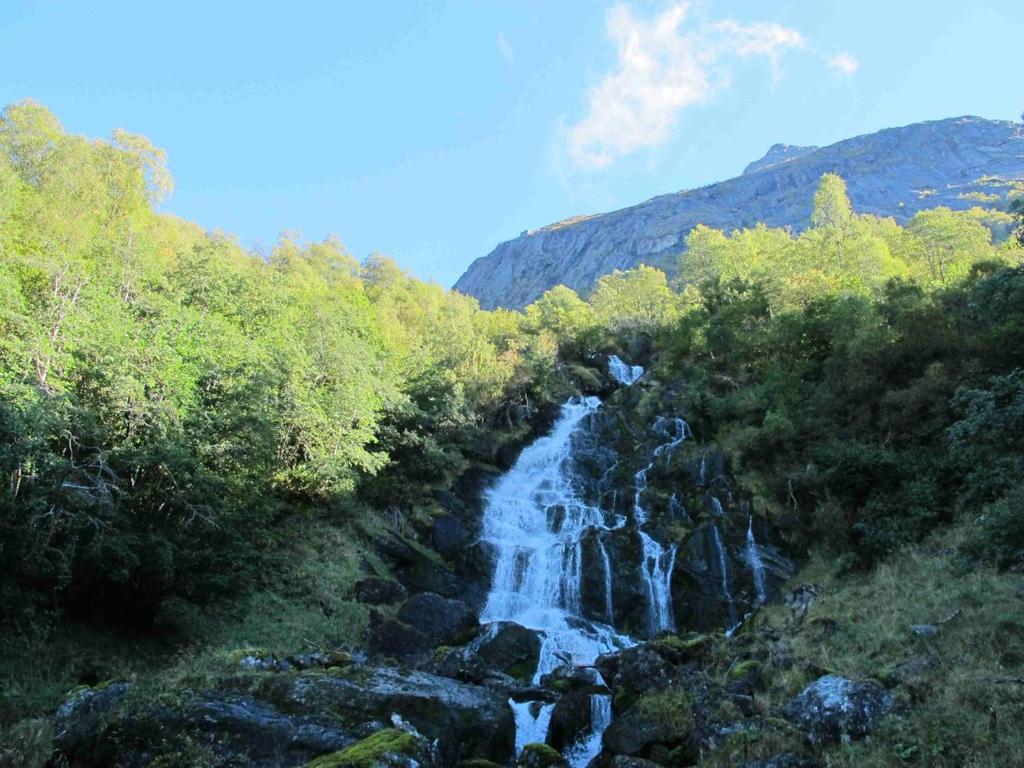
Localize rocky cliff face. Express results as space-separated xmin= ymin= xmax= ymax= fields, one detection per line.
xmin=455 ymin=116 xmax=1024 ymax=309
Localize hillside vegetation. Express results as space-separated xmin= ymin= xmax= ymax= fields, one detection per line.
xmin=1 ymin=101 xmax=1023 ymax=767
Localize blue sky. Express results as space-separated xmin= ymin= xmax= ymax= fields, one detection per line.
xmin=2 ymin=1 xmax=1022 ymax=287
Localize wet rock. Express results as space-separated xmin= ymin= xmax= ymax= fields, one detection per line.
xmin=783 ymin=675 xmax=894 ymax=744
xmin=475 ymin=622 xmax=542 ymax=683
xmin=546 ymin=690 xmax=594 ymax=752
xmin=355 ymin=577 xmax=409 ymax=605
xmin=397 ymin=592 xmax=477 ymax=646
xmin=539 ymin=664 xmax=606 ymax=695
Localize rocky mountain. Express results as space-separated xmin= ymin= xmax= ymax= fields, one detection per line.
xmin=455 ymin=116 xmax=1024 ymax=309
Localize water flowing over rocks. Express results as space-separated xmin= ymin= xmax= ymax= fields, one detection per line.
xmin=47 ymin=360 xmax=884 ymax=768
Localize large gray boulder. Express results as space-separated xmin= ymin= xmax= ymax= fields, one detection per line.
xmin=783 ymin=675 xmax=894 ymax=744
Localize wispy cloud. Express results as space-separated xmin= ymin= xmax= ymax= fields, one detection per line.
xmin=565 ymin=2 xmax=808 ymax=171
xmin=497 ymin=32 xmax=514 ymax=66
xmin=827 ymin=52 xmax=860 ymax=76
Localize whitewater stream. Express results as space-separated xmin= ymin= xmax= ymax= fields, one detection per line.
xmin=480 ymin=395 xmax=629 ymax=764
xmin=479 ymin=356 xmax=774 ymax=763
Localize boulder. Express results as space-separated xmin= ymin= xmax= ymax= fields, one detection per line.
xmin=545 ymin=690 xmax=594 ymax=752
xmin=475 ymin=622 xmax=542 ymax=682
xmin=517 ymin=742 xmax=569 ymax=768
xmin=355 ymin=577 xmax=409 ymax=605
xmin=601 ymin=707 xmax=678 ymax=757
xmin=595 ymin=645 xmax=674 ymax=709
xmin=256 ymin=666 xmax=515 ymax=765
xmin=52 ymin=682 xmax=131 ymax=765
xmin=397 ymin=593 xmax=477 ymax=647
xmin=52 ymin=664 xmax=515 ymax=767
xmin=304 ymin=726 xmax=437 ymax=768
xmin=54 ymin=688 xmax=353 ymax=767
xmin=368 ymin=615 xmax=432 ymax=658
xmin=783 ymin=675 xmax=894 ymax=744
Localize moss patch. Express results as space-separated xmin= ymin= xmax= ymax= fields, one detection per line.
xmin=304 ymin=729 xmax=418 ymax=767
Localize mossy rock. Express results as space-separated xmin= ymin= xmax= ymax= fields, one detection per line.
xmin=728 ymin=659 xmax=762 ymax=681
xmin=457 ymin=761 xmax=503 ymax=768
xmin=304 ymin=728 xmax=421 ymax=767
xmin=516 ymin=742 xmax=568 ymax=767
xmin=648 ymin=632 xmax=711 ymax=663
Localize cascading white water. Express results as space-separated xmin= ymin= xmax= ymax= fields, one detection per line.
xmin=710 ymin=496 xmax=724 ymax=516
xmin=652 ymin=416 xmax=690 ymax=465
xmin=563 ymin=693 xmax=612 ymax=767
xmin=631 ymin=416 xmax=691 ymax=635
xmin=597 ymin=537 xmax=614 ymax=623
xmin=608 ymin=355 xmax=643 ymax=386
xmin=745 ymin=516 xmax=768 ymax=606
xmin=481 ymin=396 xmax=631 ymax=764
xmin=511 ymin=700 xmax=555 ymax=754
xmin=709 ymin=524 xmax=739 ymax=629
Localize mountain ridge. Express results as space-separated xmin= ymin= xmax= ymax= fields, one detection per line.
xmin=455 ymin=115 xmax=1024 ymax=309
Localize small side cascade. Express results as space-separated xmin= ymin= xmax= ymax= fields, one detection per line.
xmin=563 ymin=692 xmax=612 ymax=767
xmin=608 ymin=355 xmax=643 ymax=386
xmin=709 ymin=523 xmax=739 ymax=630
xmin=746 ymin=516 xmax=769 ymax=606
xmin=710 ymin=496 xmax=724 ymax=517
xmin=652 ymin=416 xmax=691 ymax=465
xmin=511 ymin=699 xmax=555 ymax=754
xmin=632 ymin=415 xmax=692 ymax=635
xmin=597 ymin=536 xmax=614 ymax=623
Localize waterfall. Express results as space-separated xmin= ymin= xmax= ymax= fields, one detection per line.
xmin=608 ymin=355 xmax=643 ymax=386
xmin=709 ymin=524 xmax=738 ymax=629
xmin=630 ymin=417 xmax=691 ymax=635
xmin=563 ymin=692 xmax=612 ymax=767
xmin=710 ymin=496 xmax=724 ymax=517
xmin=481 ymin=397 xmax=631 ymax=765
xmin=746 ymin=516 xmax=768 ymax=606
xmin=511 ymin=699 xmax=555 ymax=754
xmin=652 ymin=416 xmax=690 ymax=464
xmin=597 ymin=536 xmax=614 ymax=623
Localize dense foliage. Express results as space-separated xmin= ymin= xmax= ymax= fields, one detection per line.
xmin=2 ymin=102 xmax=1023 ymax=758
xmin=0 ymin=101 xmax=558 ymax=635
xmin=530 ymin=173 xmax=1024 ymax=570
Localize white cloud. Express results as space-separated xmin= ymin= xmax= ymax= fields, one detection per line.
xmin=565 ymin=2 xmax=808 ymax=170
xmin=497 ymin=32 xmax=514 ymax=66
xmin=827 ymin=52 xmax=859 ymax=76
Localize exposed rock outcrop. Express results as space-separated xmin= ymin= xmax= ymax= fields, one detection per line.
xmin=455 ymin=116 xmax=1024 ymax=309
